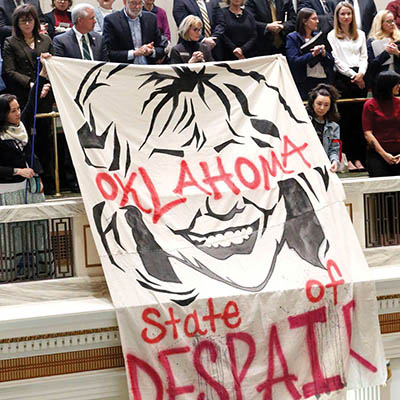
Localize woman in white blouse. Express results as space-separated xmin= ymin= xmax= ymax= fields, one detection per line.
xmin=328 ymin=1 xmax=368 ymax=171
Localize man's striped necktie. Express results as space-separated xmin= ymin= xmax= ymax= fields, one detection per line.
xmin=81 ymin=35 xmax=92 ymax=60
xmin=197 ymin=0 xmax=212 ymax=38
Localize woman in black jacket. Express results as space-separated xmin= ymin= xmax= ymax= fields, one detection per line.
xmin=170 ymin=15 xmax=213 ymax=64
xmin=2 ymin=4 xmax=54 ymax=193
xmin=0 ymin=63 xmax=49 ymax=203
xmin=219 ymin=0 xmax=257 ymax=60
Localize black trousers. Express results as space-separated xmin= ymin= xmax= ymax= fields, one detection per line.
xmin=334 ymin=71 xmax=367 ymax=164
xmin=366 ymin=148 xmax=400 ymax=177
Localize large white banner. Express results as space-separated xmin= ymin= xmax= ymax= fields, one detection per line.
xmin=47 ymin=55 xmax=386 ymax=399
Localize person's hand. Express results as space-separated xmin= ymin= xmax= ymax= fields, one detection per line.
xmin=311 ymin=45 xmax=321 ymax=56
xmin=383 ymin=152 xmax=399 ymax=165
xmin=189 ymin=51 xmax=205 ymax=63
xmin=266 ymin=21 xmax=283 ymax=33
xmin=351 ymin=72 xmax=364 ymax=83
xmin=135 ymin=42 xmax=154 ymax=57
xmin=40 ymin=83 xmax=51 ymax=98
xmin=41 ymin=52 xmax=52 ymax=60
xmin=311 ymin=45 xmax=325 ymax=57
xmin=40 ymin=23 xmax=48 ymax=35
xmin=15 ymin=168 xmax=35 ymax=179
xmin=39 ymin=53 xmax=51 ymax=78
xmin=55 ymin=25 xmax=68 ymax=33
xmin=355 ymin=78 xmax=365 ymax=89
xmin=202 ymin=37 xmax=217 ymax=49
xmin=330 ymin=160 xmax=338 ymax=173
xmin=143 ymin=42 xmax=154 ymax=56
xmin=351 ymin=72 xmax=365 ymax=89
xmin=233 ymin=47 xmax=244 ymax=59
xmin=386 ymin=42 xmax=400 ymax=56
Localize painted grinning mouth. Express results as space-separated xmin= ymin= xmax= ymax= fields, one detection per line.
xmin=172 ymin=219 xmax=260 ymax=260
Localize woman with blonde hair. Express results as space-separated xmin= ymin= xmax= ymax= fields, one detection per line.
xmin=327 ymin=1 xmax=367 ymax=171
xmin=367 ymin=10 xmax=400 ymax=86
xmin=170 ymin=15 xmax=213 ymax=64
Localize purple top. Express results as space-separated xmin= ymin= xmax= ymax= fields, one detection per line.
xmin=149 ymin=5 xmax=171 ymax=41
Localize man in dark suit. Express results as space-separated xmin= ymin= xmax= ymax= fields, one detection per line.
xmin=103 ymin=0 xmax=165 ymax=64
xmin=297 ymin=0 xmax=335 ymax=33
xmin=0 ymin=0 xmax=43 ymax=47
xmin=172 ymin=0 xmax=224 ymax=57
xmin=53 ymin=3 xmax=107 ymax=193
xmin=246 ymin=0 xmax=296 ymax=56
xmin=53 ymin=3 xmax=107 ymax=61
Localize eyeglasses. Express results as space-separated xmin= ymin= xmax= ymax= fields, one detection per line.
xmin=192 ymin=27 xmax=201 ymax=32
xmin=19 ymin=18 xmax=34 ymax=24
xmin=384 ymin=19 xmax=395 ymax=25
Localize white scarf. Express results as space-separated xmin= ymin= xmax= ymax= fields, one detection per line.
xmin=0 ymin=122 xmax=28 ymax=147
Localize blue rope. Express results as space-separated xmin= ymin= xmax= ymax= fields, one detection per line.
xmin=25 ymin=56 xmax=41 ymax=204
xmin=30 ymin=56 xmax=41 ymax=168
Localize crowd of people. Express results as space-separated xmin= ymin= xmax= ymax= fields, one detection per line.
xmin=0 ymin=0 xmax=398 ymax=206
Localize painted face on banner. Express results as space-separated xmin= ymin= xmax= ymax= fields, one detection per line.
xmin=76 ymin=62 xmax=328 ymax=302
xmin=134 ymin=112 xmax=286 ymax=292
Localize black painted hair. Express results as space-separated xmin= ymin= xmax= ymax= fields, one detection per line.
xmin=0 ymin=94 xmax=17 ymax=131
xmin=296 ymin=7 xmax=316 ymax=36
xmin=306 ymin=83 xmax=341 ymax=122
xmin=372 ymin=71 xmax=400 ymax=102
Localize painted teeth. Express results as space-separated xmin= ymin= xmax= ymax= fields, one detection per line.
xmin=189 ymin=226 xmax=254 ymax=247
xmin=232 ymin=236 xmax=244 ymax=245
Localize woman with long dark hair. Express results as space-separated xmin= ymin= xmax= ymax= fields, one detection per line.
xmin=2 ymin=4 xmax=54 ymax=193
xmin=363 ymin=71 xmax=400 ymax=177
xmin=286 ymin=8 xmax=334 ymax=100
xmin=306 ymin=83 xmax=341 ymax=172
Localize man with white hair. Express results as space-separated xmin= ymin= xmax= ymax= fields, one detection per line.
xmin=53 ymin=3 xmax=108 ymax=61
xmin=53 ymin=3 xmax=107 ymax=193
xmin=103 ymin=0 xmax=165 ymax=64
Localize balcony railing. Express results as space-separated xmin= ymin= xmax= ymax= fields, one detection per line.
xmin=365 ymin=191 xmax=400 ymax=248
xmin=0 ymin=199 xmax=102 ymax=284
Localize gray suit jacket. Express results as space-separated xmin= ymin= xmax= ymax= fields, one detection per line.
xmin=53 ymin=29 xmax=108 ymax=61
